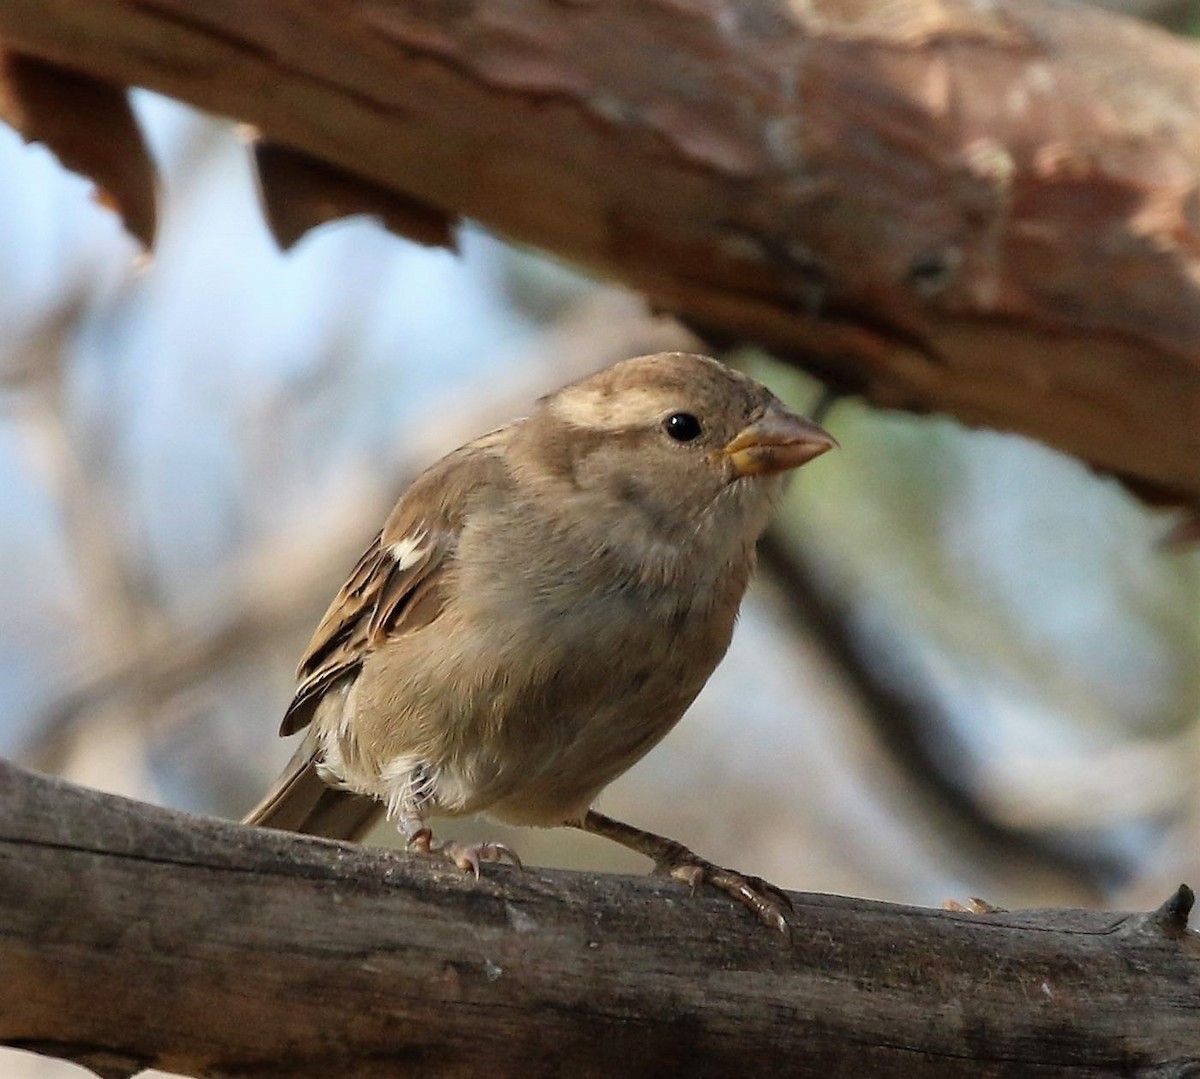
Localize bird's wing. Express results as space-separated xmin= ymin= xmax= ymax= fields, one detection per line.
xmin=279 ymin=431 xmax=511 ymax=737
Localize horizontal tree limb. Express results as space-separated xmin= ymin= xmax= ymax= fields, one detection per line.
xmin=3 ymin=5 xmax=1198 ymax=1072
xmin=2 ymin=758 xmax=1199 ymax=1077
xmin=0 ymin=0 xmax=1199 ymax=509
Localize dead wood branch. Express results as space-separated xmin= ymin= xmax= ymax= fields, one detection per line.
xmin=2 ymin=758 xmax=1199 ymax=1077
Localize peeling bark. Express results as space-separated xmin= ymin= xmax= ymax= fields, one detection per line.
xmin=0 ymin=48 xmax=156 ymax=246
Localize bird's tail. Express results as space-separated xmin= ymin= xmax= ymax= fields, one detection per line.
xmin=242 ymin=737 xmax=382 ymax=843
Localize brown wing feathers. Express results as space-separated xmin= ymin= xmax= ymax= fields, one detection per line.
xmin=279 ymin=531 xmax=444 ymax=736
xmin=275 ymin=440 xmax=511 ymax=737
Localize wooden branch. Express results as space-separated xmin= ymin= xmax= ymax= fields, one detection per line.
xmin=2 ymin=759 xmax=1199 ymax=1077
xmin=0 ymin=1 xmax=1199 ymax=509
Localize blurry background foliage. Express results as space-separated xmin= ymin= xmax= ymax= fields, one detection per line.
xmin=2 ymin=82 xmax=1200 ymax=1078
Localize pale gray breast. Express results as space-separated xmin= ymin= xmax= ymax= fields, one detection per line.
xmin=428 ymin=493 xmax=749 ymax=821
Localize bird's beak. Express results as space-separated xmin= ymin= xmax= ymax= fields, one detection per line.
xmin=719 ymin=408 xmax=838 ymax=477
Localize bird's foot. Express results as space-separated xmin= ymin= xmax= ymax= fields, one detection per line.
xmin=407 ymin=828 xmax=523 ymax=878
xmin=577 ymin=811 xmax=794 ymax=936
xmin=658 ymin=847 xmax=794 ymax=937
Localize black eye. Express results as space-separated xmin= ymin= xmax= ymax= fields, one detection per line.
xmin=663 ymin=412 xmax=702 ymax=442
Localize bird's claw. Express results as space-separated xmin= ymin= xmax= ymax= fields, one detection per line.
xmin=406 ymin=829 xmax=523 ymax=877
xmin=662 ymin=856 xmax=793 ymax=937
xmin=439 ymin=839 xmax=524 ymax=878
xmin=943 ymin=896 xmax=1003 ymax=914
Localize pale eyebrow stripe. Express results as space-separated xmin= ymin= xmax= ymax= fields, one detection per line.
xmin=550 ymin=386 xmax=672 ymax=429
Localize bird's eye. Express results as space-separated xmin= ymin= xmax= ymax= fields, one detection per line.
xmin=662 ymin=412 xmax=702 ymax=442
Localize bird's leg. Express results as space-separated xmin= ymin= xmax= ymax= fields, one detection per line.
xmin=396 ymin=811 xmax=522 ymax=878
xmin=577 ymin=810 xmax=793 ymax=936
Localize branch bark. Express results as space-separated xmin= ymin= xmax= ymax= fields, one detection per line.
xmin=0 ymin=0 xmax=1198 ymax=508
xmin=2 ymin=758 xmax=1199 ymax=1077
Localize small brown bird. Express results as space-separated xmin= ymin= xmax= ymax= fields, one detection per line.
xmin=245 ymin=352 xmax=835 ymax=931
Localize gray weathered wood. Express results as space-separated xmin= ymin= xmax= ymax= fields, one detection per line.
xmin=1 ymin=758 xmax=1198 ymax=1077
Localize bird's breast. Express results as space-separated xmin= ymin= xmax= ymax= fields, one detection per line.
xmin=350 ymin=500 xmax=752 ymax=824
xmin=427 ymin=545 xmax=743 ymax=822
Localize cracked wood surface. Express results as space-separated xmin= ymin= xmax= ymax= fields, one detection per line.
xmin=0 ymin=0 xmax=1198 ymax=508
xmin=2 ymin=759 xmax=1199 ymax=1077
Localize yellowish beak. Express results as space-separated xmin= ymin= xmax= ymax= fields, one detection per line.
xmin=720 ymin=408 xmax=838 ymax=477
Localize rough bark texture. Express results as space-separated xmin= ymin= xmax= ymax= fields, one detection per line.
xmin=2 ymin=758 xmax=1199 ymax=1078
xmin=0 ymin=0 xmax=1198 ymax=509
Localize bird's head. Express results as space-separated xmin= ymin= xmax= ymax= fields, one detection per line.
xmin=520 ymin=352 xmax=836 ymax=558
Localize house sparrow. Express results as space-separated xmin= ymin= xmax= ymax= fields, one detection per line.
xmin=245 ymin=352 xmax=836 ymax=933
